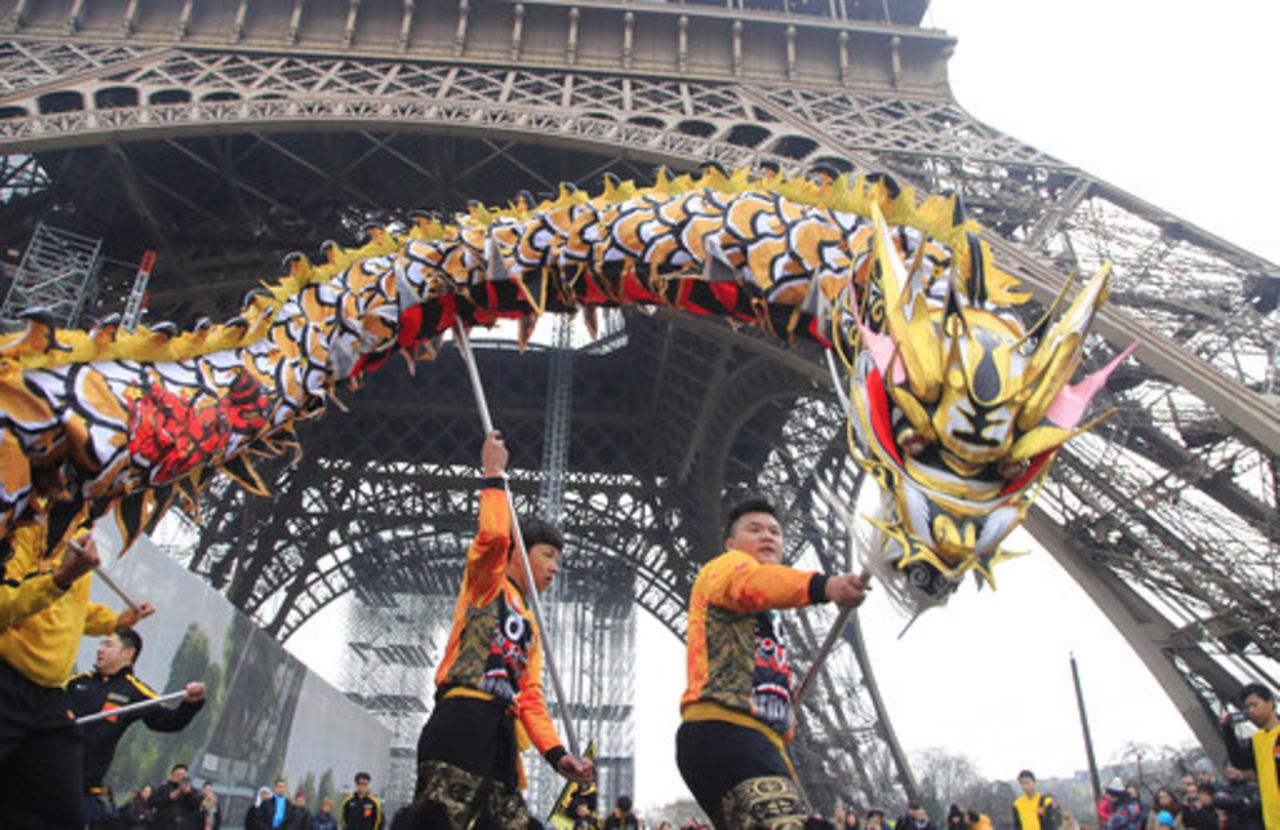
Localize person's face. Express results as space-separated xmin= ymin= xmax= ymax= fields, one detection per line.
xmin=203 ymin=783 xmax=212 ymax=796
xmin=725 ymin=511 xmax=784 ymax=564
xmin=576 ymin=805 xmax=589 ymax=818
xmin=141 ymin=785 xmax=152 ymax=799
xmin=171 ymin=768 xmax=186 ymax=783
xmin=1245 ymin=693 xmax=1276 ymax=727
xmin=95 ymin=634 xmax=135 ymax=674
xmin=528 ymin=543 xmax=560 ymax=591
xmin=867 ymin=817 xmax=882 ymax=829
xmin=1157 ymin=791 xmax=1175 ymax=809
xmin=274 ymin=782 xmax=288 ymax=797
xmin=912 ymin=808 xmax=929 ymax=822
xmin=321 ymin=799 xmax=333 ymax=813
xmin=355 ymin=778 xmax=369 ymax=796
xmin=1225 ymin=765 xmax=1242 ymax=782
xmin=295 ymin=795 xmax=306 ymax=807
xmin=1019 ymin=778 xmax=1036 ymax=797
xmin=1198 ymin=791 xmax=1213 ymax=808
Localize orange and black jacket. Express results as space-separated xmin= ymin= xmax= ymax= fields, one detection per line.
xmin=681 ymin=549 xmax=830 ymax=741
xmin=68 ymin=667 xmax=204 ymax=788
xmin=434 ymin=482 xmax=565 ymax=766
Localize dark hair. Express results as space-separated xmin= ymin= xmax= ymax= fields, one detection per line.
xmin=171 ymin=763 xmax=188 ymax=774
xmin=519 ymin=519 xmax=564 ymax=554
xmin=355 ymin=772 xmax=371 ymax=784
xmin=617 ymin=795 xmax=633 ymax=813
xmin=907 ymin=803 xmax=923 ymax=812
xmin=724 ymin=496 xmax=779 ymax=540
xmin=1197 ymin=784 xmax=1215 ymax=796
xmin=1018 ymin=770 xmax=1036 ymax=782
xmin=117 ymin=629 xmax=143 ymax=664
xmin=1240 ymin=682 xmax=1274 ymax=704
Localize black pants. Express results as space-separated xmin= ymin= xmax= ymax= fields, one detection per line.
xmin=0 ymin=659 xmax=86 ymax=829
xmin=676 ymin=719 xmax=798 ymax=829
xmin=416 ymin=695 xmax=520 ymax=792
xmin=402 ymin=695 xmax=538 ymax=830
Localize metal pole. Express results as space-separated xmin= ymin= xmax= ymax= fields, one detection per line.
xmin=70 ymin=537 xmax=142 ymax=613
xmin=795 ymin=606 xmax=853 ymax=706
xmin=452 ymin=321 xmax=582 ymax=759
xmin=1072 ymin=652 xmax=1103 ymax=813
xmin=94 ymin=567 xmax=141 ymax=613
xmin=76 ymin=690 xmax=188 ymax=725
xmin=794 ymin=350 xmax=866 ymax=706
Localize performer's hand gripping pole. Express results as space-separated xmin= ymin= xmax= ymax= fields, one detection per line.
xmin=69 ymin=538 xmax=141 ymax=613
xmin=794 ymin=350 xmax=868 ymax=707
xmin=76 ymin=690 xmax=188 ymax=725
xmin=452 ymin=321 xmax=583 ymax=759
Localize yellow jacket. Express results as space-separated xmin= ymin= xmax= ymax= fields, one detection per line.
xmin=0 ymin=523 xmax=68 ymax=631
xmin=0 ymin=524 xmax=119 ymax=687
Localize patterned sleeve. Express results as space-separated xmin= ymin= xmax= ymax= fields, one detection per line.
xmin=516 ymin=623 xmax=564 ymax=761
xmin=462 ymin=488 xmax=513 ymax=602
xmin=700 ymin=550 xmax=818 ymax=613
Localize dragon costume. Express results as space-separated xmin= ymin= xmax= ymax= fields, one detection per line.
xmin=0 ymin=166 xmax=1133 ymax=613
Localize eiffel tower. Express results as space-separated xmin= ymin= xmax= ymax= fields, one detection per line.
xmin=1 ymin=0 xmax=1275 ymax=812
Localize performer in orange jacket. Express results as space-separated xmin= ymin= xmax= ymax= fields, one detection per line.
xmin=400 ymin=430 xmax=593 ymax=830
xmin=677 ymin=496 xmax=871 ymax=830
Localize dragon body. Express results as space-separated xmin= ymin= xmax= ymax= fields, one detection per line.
xmin=0 ymin=167 xmax=1131 ymax=611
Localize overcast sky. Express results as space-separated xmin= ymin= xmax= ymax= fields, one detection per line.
xmin=630 ymin=0 xmax=1280 ymax=810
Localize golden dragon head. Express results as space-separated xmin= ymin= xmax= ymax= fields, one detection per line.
xmin=839 ymin=206 xmax=1135 ymax=606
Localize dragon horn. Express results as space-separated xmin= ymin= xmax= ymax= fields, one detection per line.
xmin=870 ymin=202 xmax=943 ymax=402
xmin=1017 ymin=262 xmax=1114 ymax=431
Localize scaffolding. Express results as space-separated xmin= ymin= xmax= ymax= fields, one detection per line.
xmin=527 ymin=315 xmax=638 ymax=812
xmin=0 ymin=222 xmax=102 ymax=331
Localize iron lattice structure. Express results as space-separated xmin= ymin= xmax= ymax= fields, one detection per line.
xmin=1 ymin=0 xmax=1277 ymax=810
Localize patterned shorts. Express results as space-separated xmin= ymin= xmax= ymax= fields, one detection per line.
xmin=720 ymin=774 xmax=809 ymax=830
xmin=410 ymin=758 xmax=536 ymax=830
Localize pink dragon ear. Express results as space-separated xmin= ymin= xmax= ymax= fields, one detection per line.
xmin=848 ymin=284 xmax=906 ymax=385
xmin=1044 ymin=342 xmax=1138 ymax=428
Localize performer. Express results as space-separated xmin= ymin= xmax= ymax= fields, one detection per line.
xmin=1 ymin=521 xmax=101 ymax=629
xmin=398 ymin=430 xmax=593 ymax=830
xmin=676 ymin=496 xmax=871 ymax=830
xmin=0 ymin=523 xmax=154 ymax=829
xmin=1222 ymin=683 xmax=1280 ymax=830
xmin=69 ymin=629 xmax=206 ymax=827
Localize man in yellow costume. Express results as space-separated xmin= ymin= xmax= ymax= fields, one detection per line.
xmin=1222 ymin=683 xmax=1280 ymax=830
xmin=677 ymin=496 xmax=871 ymax=829
xmin=398 ymin=430 xmax=593 ymax=830
xmin=0 ymin=520 xmax=153 ymax=829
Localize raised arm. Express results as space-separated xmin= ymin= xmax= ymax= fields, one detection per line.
xmin=461 ymin=430 xmax=513 ymax=601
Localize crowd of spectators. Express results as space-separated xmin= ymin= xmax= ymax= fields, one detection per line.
xmin=87 ymin=766 xmax=382 ymax=830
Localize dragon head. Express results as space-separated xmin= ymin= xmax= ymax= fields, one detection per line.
xmin=839 ymin=206 xmax=1135 ymax=609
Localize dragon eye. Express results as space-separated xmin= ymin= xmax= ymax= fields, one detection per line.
xmin=997 ymin=458 xmax=1030 ymax=480
xmin=897 ymin=429 xmax=931 ymax=458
